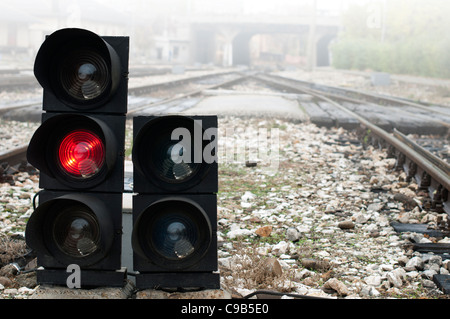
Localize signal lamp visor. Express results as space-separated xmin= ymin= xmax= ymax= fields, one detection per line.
xmin=58 ymin=129 xmax=105 ymax=178
xmin=133 ymin=199 xmax=212 ymax=270
xmin=34 ymin=28 xmax=121 ymax=110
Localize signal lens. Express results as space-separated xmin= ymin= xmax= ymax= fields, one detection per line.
xmin=151 ymin=214 xmax=198 ymax=260
xmin=53 ymin=205 xmax=101 ymax=258
xmin=135 ymin=199 xmax=212 ymax=269
xmin=58 ymin=129 xmax=105 ymax=178
xmin=153 ymin=138 xmax=198 ymax=182
xmin=59 ymin=49 xmax=110 ymax=101
xmin=134 ymin=117 xmax=205 ymax=189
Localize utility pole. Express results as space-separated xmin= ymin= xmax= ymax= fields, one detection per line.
xmin=306 ymin=0 xmax=317 ymax=71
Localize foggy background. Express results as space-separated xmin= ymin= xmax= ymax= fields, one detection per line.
xmin=0 ymin=0 xmax=449 ymax=79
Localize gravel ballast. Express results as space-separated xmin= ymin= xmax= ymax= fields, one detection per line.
xmin=215 ymin=116 xmax=449 ymax=299
xmin=1 ymin=115 xmax=449 ymax=299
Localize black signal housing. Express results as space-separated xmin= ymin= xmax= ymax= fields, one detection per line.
xmin=25 ymin=28 xmax=129 ymax=288
xmin=132 ymin=115 xmax=218 ymax=194
xmin=34 ymin=28 xmax=129 ymax=114
xmin=131 ymin=115 xmax=220 ymax=290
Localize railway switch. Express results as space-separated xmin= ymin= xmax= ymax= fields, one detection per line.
xmin=25 ymin=28 xmax=129 ymax=287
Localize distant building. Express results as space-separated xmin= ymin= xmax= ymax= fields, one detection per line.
xmin=0 ymin=0 xmax=133 ymax=69
xmin=0 ymin=0 xmax=341 ymax=69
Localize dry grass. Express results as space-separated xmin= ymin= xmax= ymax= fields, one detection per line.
xmin=220 ymin=242 xmax=297 ymax=295
xmin=0 ymin=235 xmax=27 ymax=266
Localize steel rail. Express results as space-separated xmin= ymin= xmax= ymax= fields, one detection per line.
xmin=128 ymin=70 xmax=239 ymax=96
xmin=0 ymin=76 xmax=38 ymax=90
xmin=393 ymin=128 xmax=450 ymax=176
xmin=0 ymin=102 xmax=42 ymax=116
xmin=0 ymin=144 xmax=28 ymax=167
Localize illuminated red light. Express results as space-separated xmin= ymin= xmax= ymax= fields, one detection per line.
xmin=58 ymin=130 xmax=105 ymax=178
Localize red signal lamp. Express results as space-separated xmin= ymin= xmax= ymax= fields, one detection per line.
xmin=27 ymin=113 xmax=124 ymax=192
xmin=58 ymin=130 xmax=105 ymax=178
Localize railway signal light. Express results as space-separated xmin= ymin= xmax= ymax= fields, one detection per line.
xmin=33 ymin=28 xmax=128 ymax=114
xmin=25 ymin=28 xmax=129 ymax=287
xmin=131 ymin=115 xmax=220 ymax=289
xmin=132 ymin=115 xmax=218 ymax=194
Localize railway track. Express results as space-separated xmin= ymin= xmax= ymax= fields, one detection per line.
xmin=127 ymin=72 xmax=247 ymax=116
xmin=251 ymin=73 xmax=450 ymax=294
xmin=0 ymin=144 xmax=28 ymax=167
xmin=0 ymin=66 xmax=223 ymax=93
xmin=4 ymin=71 xmax=448 ymax=218
xmin=0 ymin=69 xmax=243 ymax=118
xmin=267 ymin=73 xmax=450 ymax=118
xmin=256 ymin=73 xmax=450 ymax=132
xmin=0 ymin=74 xmax=38 ymax=91
xmin=3 ymin=71 xmax=449 ymax=218
xmin=1 ymin=70 xmax=449 ymax=296
xmin=253 ymin=72 xmax=450 ymax=216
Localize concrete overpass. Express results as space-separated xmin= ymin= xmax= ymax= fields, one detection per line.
xmin=187 ymin=13 xmax=341 ymax=67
